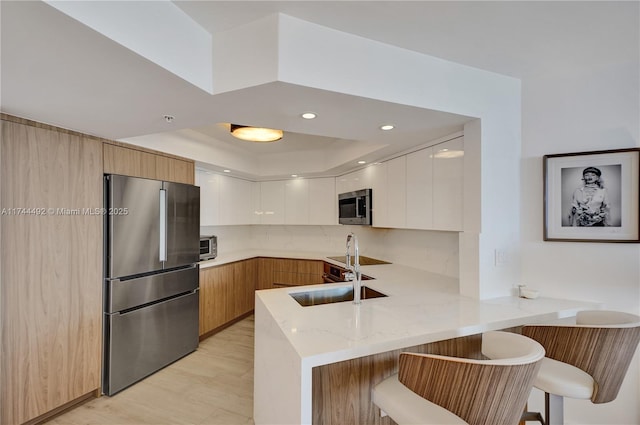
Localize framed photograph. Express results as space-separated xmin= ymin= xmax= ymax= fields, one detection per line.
xmin=544 ymin=148 xmax=640 ymax=242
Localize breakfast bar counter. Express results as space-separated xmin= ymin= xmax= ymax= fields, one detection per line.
xmin=253 ymin=263 xmax=600 ymax=425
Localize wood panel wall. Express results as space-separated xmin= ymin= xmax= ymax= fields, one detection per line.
xmin=312 ymin=334 xmax=483 ymax=425
xmin=1 ymin=117 xmax=103 ymax=424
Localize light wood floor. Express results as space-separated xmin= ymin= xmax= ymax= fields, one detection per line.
xmin=48 ymin=316 xmax=255 ymax=425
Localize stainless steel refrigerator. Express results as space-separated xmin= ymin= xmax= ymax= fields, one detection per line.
xmin=102 ymin=174 xmax=200 ymax=395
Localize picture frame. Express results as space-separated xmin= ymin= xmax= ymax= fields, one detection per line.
xmin=543 ymin=148 xmax=640 ymax=242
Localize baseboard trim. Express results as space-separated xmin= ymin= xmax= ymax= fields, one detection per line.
xmin=199 ymin=310 xmax=254 ymax=342
xmin=23 ymin=389 xmax=99 ymax=425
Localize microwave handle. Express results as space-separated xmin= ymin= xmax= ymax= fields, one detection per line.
xmin=355 ymin=197 xmax=362 ymax=218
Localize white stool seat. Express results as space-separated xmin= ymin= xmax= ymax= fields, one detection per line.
xmin=372 ymin=374 xmax=468 ymax=425
xmin=535 ymin=357 xmax=594 ymax=400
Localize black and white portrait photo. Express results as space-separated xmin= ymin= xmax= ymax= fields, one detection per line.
xmin=560 ymin=165 xmax=621 ymax=227
xmin=543 ymin=148 xmax=640 ymax=242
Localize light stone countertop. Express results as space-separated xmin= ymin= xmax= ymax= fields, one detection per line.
xmin=256 ymin=263 xmax=599 ymax=365
xmin=202 ymin=250 xmax=600 ymax=366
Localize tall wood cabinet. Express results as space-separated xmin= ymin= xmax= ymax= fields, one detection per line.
xmin=1 ymin=116 xmax=103 ymax=425
xmin=103 ymin=141 xmax=195 ymax=184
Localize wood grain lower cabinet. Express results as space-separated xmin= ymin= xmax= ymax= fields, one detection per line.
xmin=257 ymin=258 xmax=324 ymax=289
xmin=0 ymin=116 xmax=103 ymax=425
xmin=200 ymin=258 xmax=323 ymax=336
xmin=199 ymin=259 xmax=256 ymax=337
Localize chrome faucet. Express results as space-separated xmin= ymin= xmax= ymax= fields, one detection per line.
xmin=344 ymin=232 xmax=362 ymax=304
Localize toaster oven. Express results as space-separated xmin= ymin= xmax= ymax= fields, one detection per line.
xmin=199 ymin=235 xmax=217 ymax=261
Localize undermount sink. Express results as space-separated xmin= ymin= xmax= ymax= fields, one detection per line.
xmin=290 ymin=286 xmax=387 ymax=307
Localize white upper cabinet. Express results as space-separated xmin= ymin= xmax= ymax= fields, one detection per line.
xmin=195 ymin=169 xmax=220 ymax=226
xmin=386 ymin=156 xmax=407 ymax=228
xmin=369 ymin=162 xmax=387 ymax=227
xmin=432 ymin=137 xmax=464 ymax=231
xmin=336 ymin=167 xmax=373 ymax=194
xmin=197 ymin=134 xmax=463 ymax=230
xmin=285 ymin=178 xmax=309 ymax=225
xmin=406 ymin=148 xmax=434 ymax=230
xmin=219 ymin=176 xmax=254 ymax=225
xmin=196 ymin=169 xmax=255 ymax=226
xmin=340 ymin=135 xmax=464 ymax=232
xmin=308 ymin=177 xmax=337 ymax=225
xmin=260 ymin=180 xmax=286 ymax=225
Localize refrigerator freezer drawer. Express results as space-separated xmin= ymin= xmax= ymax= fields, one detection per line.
xmin=103 ymin=290 xmax=199 ymax=396
xmin=105 ymin=265 xmax=198 ymax=313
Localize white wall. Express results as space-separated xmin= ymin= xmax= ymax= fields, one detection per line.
xmin=520 ymin=53 xmax=640 ymax=424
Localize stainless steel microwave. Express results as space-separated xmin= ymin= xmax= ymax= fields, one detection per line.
xmin=338 ymin=189 xmax=372 ymax=225
xmin=199 ymin=235 xmax=217 ymax=261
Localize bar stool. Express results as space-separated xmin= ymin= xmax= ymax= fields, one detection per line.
xmin=372 ymin=331 xmax=545 ymax=425
xmin=522 ymin=310 xmax=640 ymax=425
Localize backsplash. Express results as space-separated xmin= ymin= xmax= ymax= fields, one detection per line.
xmin=200 ymin=225 xmax=459 ymax=278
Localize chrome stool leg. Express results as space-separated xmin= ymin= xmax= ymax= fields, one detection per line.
xmin=545 ymin=393 xmax=564 ymax=425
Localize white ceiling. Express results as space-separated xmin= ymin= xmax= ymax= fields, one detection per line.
xmin=2 ymin=1 xmax=637 ymax=179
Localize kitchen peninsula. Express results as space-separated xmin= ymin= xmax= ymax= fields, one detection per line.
xmin=252 ymin=260 xmax=600 ymax=425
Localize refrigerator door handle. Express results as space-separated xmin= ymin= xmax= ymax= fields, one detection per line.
xmin=159 ymin=189 xmax=167 ymax=262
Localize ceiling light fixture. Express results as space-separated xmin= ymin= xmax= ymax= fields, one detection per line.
xmin=380 ymin=124 xmax=394 ymax=131
xmin=230 ymin=124 xmax=283 ymax=142
xmin=358 ymin=161 xmax=367 ymax=164
xmin=223 ymin=169 xmax=231 ymax=173
xmin=301 ymin=112 xmax=317 ymax=120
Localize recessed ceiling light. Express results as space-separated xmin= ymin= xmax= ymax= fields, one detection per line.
xmin=291 ymin=174 xmax=298 ymax=177
xmin=358 ymin=161 xmax=366 ymax=165
xmin=380 ymin=124 xmax=394 ymax=131
xmin=223 ymin=169 xmax=231 ymax=173
xmin=301 ymin=112 xmax=317 ymax=120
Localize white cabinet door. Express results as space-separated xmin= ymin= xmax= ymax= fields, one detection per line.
xmin=285 ymin=179 xmax=309 ymax=225
xmin=386 ymin=156 xmax=407 ymax=228
xmin=251 ymin=180 xmax=261 ymax=224
xmin=235 ymin=178 xmax=255 ymax=225
xmin=336 ymin=168 xmax=372 ymax=194
xmin=433 ymin=138 xmax=464 ymax=230
xmin=308 ymin=177 xmax=336 ymax=225
xmin=370 ymin=162 xmax=388 ymax=227
xmin=195 ymin=169 xmax=220 ymax=226
xmin=260 ymin=181 xmax=285 ymax=224
xmin=218 ymin=176 xmax=233 ymax=225
xmin=406 ymin=148 xmax=433 ymax=229
xmin=219 ymin=176 xmax=254 ymax=225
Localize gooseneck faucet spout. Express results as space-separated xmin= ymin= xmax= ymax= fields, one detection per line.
xmin=344 ymin=232 xmax=362 ymax=304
